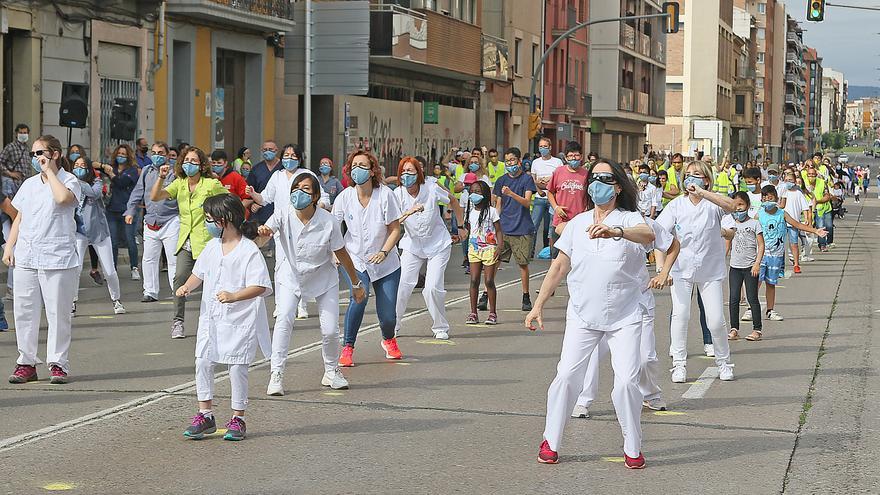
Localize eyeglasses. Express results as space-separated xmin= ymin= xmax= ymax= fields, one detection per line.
xmin=589 ymin=173 xmax=617 ymax=185
xmin=29 ymin=150 xmax=49 ymax=158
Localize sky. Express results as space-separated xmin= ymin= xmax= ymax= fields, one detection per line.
xmin=783 ymin=0 xmax=879 ymax=87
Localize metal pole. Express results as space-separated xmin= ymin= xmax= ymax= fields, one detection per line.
xmin=305 ymin=0 xmax=312 ymax=166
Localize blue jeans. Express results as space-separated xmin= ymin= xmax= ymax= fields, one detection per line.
xmin=530 ymin=196 xmax=552 ymax=256
xmin=696 ymin=289 xmax=713 ymax=345
xmin=341 ymin=267 xmax=401 ymax=346
xmin=816 ymin=211 xmax=833 ymax=247
xmin=107 ymin=211 xmax=139 ymax=270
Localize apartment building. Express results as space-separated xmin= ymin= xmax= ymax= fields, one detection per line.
xmin=783 ymin=15 xmax=805 ymax=161
xmin=499 ymin=0 xmax=544 ymax=152
xmin=803 ymin=47 xmax=822 ymax=153
xmin=731 ymin=6 xmax=758 ymax=162
xmin=821 ymin=67 xmax=845 ymax=135
xmin=824 ymin=68 xmax=847 ymax=132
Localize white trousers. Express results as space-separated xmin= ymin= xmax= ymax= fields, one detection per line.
xmin=543 ymin=308 xmax=643 ymax=457
xmin=394 ymin=248 xmax=451 ymax=335
xmin=141 ymin=217 xmax=179 ymax=299
xmin=195 ymin=357 xmax=249 ymax=411
xmin=76 ymin=236 xmax=121 ymax=301
xmin=670 ymin=278 xmax=731 ymax=366
xmin=271 ymin=267 xmax=340 ymax=373
xmin=3 ymin=219 xmax=12 ymax=289
xmin=577 ymin=306 xmax=663 ymax=407
xmin=14 ymin=266 xmax=79 ymax=372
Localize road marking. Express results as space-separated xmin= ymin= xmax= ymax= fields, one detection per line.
xmin=415 ymin=339 xmax=457 ymax=345
xmin=42 ymin=483 xmax=75 ymax=491
xmin=323 ymin=392 xmax=345 ymax=396
xmin=89 ymin=316 xmax=114 ymax=319
xmin=601 ymin=456 xmax=625 ymax=463
xmin=144 ymin=352 xmax=165 ymax=356
xmin=0 ymin=270 xmax=550 ymax=453
xmin=158 ymin=301 xmax=173 ymax=305
xmin=682 ymin=367 xmax=719 ymax=399
xmin=653 ymin=411 xmax=687 ymax=416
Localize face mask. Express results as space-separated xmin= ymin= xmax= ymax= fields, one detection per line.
xmin=31 ymin=156 xmax=43 ymax=173
xmin=649 ymin=175 xmax=657 ymax=184
xmin=319 ymin=165 xmax=332 ymax=175
xmin=290 ymin=189 xmax=313 ymax=210
xmin=448 ymin=163 xmax=457 ymax=173
xmin=469 ymin=193 xmax=484 ymax=205
xmin=768 ymin=175 xmax=778 ymax=182
xmin=211 ymin=165 xmax=226 ymax=175
xmin=746 ymin=183 xmax=757 ymax=192
xmin=205 ymin=220 xmax=223 ymax=238
xmin=506 ymin=165 xmax=520 ymax=175
xmin=780 ymin=181 xmax=792 ymax=191
xmin=262 ymin=150 xmax=277 ymax=162
xmin=182 ymin=162 xmax=200 ymax=177
xmin=169 ymin=158 xmax=177 ymax=167
xmin=732 ymin=210 xmax=749 ymax=222
xmin=400 ymin=173 xmax=418 ymax=187
xmin=282 ymin=158 xmax=299 ymax=171
xmin=240 ymin=167 xmax=249 ymax=178
xmin=762 ymin=201 xmax=777 ymax=212
xmin=683 ymin=176 xmax=705 ymax=191
xmin=73 ymin=168 xmax=88 ymax=179
xmin=69 ymin=152 xmax=81 ymax=162
xmin=151 ymin=155 xmax=166 ymax=167
xmin=17 ymin=134 xmax=28 ymax=143
xmin=351 ymin=166 xmax=371 ymax=185
xmin=567 ymin=160 xmax=581 ymax=169
xmin=539 ymin=146 xmax=550 ymax=157
xmin=468 ymin=163 xmax=479 ymax=172
xmin=588 ymin=181 xmax=615 ymax=206
xmin=639 ymin=173 xmax=649 ymax=182
xmin=115 ymin=156 xmax=127 ymax=165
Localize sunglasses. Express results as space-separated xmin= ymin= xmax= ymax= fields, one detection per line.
xmin=589 ymin=173 xmax=617 ymax=185
xmin=29 ymin=150 xmax=50 ymax=158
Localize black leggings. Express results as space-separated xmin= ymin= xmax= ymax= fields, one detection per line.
xmin=728 ymin=266 xmax=762 ymax=331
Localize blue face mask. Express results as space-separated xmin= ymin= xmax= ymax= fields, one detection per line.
xmin=732 ymin=210 xmax=749 ymax=222
xmin=282 ymin=158 xmax=299 ymax=171
xmin=151 ymin=154 xmax=165 ymax=167
xmin=211 ymin=165 xmax=226 ymax=175
xmin=538 ymin=146 xmax=550 ymax=157
xmin=762 ymin=201 xmax=778 ymax=212
xmin=588 ymin=180 xmax=615 ymax=206
xmin=319 ymin=165 xmax=332 ymax=175
xmin=115 ymin=156 xmax=127 ymax=165
xmin=780 ymin=181 xmax=792 ymax=191
xmin=683 ymin=176 xmax=705 ymax=191
xmin=290 ymin=189 xmax=313 ymax=210
xmin=262 ymin=150 xmax=277 ymax=162
xmin=182 ymin=162 xmax=200 ymax=177
xmin=648 ymin=175 xmax=658 ymax=184
xmin=768 ymin=174 xmax=778 ymax=182
xmin=639 ymin=173 xmax=650 ymax=182
xmin=567 ymin=160 xmax=581 ymax=169
xmin=73 ymin=168 xmax=88 ymax=179
xmin=205 ymin=220 xmax=223 ymax=238
xmin=506 ymin=165 xmax=520 ymax=175
xmin=69 ymin=153 xmax=81 ymax=162
xmin=400 ymin=173 xmax=418 ymax=187
xmin=240 ymin=167 xmax=249 ymax=178
xmin=468 ymin=162 xmax=479 ymax=172
xmin=469 ymin=193 xmax=484 ymax=205
xmin=351 ymin=166 xmax=371 ymax=185
xmin=169 ymin=158 xmax=177 ymax=167
xmin=31 ymin=156 xmax=43 ymax=173
xmin=746 ymin=183 xmax=757 ymax=192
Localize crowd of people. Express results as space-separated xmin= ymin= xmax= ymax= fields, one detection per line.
xmin=0 ymin=127 xmax=856 ymax=463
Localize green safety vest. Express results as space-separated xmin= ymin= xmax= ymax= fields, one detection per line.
xmin=487 ymin=160 xmax=506 ymax=184
xmin=713 ymin=169 xmax=733 ymax=195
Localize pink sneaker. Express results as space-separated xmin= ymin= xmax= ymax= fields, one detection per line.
xmin=537 ymin=440 xmax=559 ymax=464
xmin=8 ymin=364 xmax=38 ymax=384
xmin=50 ymin=365 xmax=68 ymax=384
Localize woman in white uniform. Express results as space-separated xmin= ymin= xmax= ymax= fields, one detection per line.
xmin=6 ymin=135 xmax=82 ymax=385
xmin=260 ymin=173 xmax=365 ymax=396
xmin=71 ymin=156 xmax=126 ymax=316
xmin=393 ymin=156 xmax=465 ymax=340
xmin=656 ymin=160 xmax=737 ymax=383
xmin=526 ymin=159 xmax=655 ymax=468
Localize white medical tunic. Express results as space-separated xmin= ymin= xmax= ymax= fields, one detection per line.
xmin=394 ymin=182 xmax=451 ymax=259
xmin=332 ymin=184 xmax=402 ymax=281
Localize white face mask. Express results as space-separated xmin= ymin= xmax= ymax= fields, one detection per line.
xmin=16 ymin=133 xmax=28 ymax=143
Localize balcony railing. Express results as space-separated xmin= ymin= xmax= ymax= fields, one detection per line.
xmin=621 ymin=24 xmax=636 ymax=51
xmin=652 ymin=40 xmax=664 ymax=64
xmin=482 ymin=34 xmax=510 ymax=80
xmin=785 ymin=115 xmax=796 ymax=125
xmin=370 ymin=4 xmax=428 ymax=64
xmin=637 ymin=92 xmax=649 ymax=114
xmin=209 ymin=0 xmax=293 ymax=19
xmin=619 ymin=87 xmax=634 ymax=112
xmin=638 ymin=33 xmax=651 ymax=58
xmin=167 ymin=0 xmax=295 ymax=30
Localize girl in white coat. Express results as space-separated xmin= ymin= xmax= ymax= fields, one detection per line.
xmin=259 ymin=173 xmax=366 ymax=396
xmin=6 ymin=135 xmax=82 ymax=385
xmin=71 ymin=156 xmax=126 ymax=316
xmin=656 ymin=160 xmax=737 ymax=383
xmin=177 ymin=195 xmax=272 ymax=441
xmin=393 ymin=156 xmax=465 ymax=340
xmin=526 ymin=160 xmax=655 ymax=468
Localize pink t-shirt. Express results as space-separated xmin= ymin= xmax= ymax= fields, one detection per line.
xmin=547 ymin=166 xmax=590 ymax=226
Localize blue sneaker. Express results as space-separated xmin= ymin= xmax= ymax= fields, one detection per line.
xmin=183 ymin=412 xmax=216 ymax=439
xmin=223 ymin=417 xmax=246 ymax=441
xmin=0 ymin=315 xmax=8 ymax=331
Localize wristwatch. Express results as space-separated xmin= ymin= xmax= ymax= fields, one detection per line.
xmin=352 ymin=280 xmax=364 ymax=290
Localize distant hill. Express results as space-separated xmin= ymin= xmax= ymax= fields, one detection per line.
xmin=848 ymin=85 xmax=880 ymax=101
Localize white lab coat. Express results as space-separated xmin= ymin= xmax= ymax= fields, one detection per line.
xmin=332 ymin=184 xmax=402 ymax=281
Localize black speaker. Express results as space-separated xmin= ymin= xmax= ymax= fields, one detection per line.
xmin=59 ymin=82 xmax=89 ymax=128
xmin=109 ymin=98 xmax=137 ymax=141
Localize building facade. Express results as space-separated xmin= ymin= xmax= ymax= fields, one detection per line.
xmin=802 ymin=47 xmax=822 ymax=153
xmin=782 ymin=15 xmax=805 ymax=161
xmin=731 ymin=6 xmax=758 ymax=163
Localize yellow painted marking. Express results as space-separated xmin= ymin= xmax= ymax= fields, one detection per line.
xmin=89 ymin=316 xmax=114 ymax=319
xmin=159 ymin=301 xmax=173 ymax=305
xmin=395 ymin=362 xmax=412 ymax=366
xmin=144 ymin=352 xmax=164 ymax=356
xmin=776 ymin=285 xmax=786 ymax=289
xmin=653 ymin=411 xmax=687 ymax=416
xmin=323 ymin=392 xmax=345 ymax=396
xmin=415 ymin=339 xmax=457 ymax=346
xmin=501 ymin=309 xmax=522 ymax=313
xmin=601 ymin=456 xmax=625 ymax=463
xmin=204 ymin=429 xmax=227 ymax=437
xmin=466 ymin=324 xmax=491 ymax=328
xmin=699 ymin=356 xmax=715 ymax=360
xmin=42 ymin=483 xmax=75 ymax=491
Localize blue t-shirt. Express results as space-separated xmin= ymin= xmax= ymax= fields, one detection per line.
xmin=758 ymin=207 xmax=786 ymax=257
xmin=492 ymin=171 xmax=537 ymax=236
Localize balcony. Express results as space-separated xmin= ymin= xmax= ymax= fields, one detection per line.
xmin=482 ymin=33 xmax=511 ymax=81
xmin=785 ymin=94 xmax=795 ymax=105
xmin=785 ymin=73 xmax=797 ymax=85
xmin=419 ymin=8 xmax=481 ymax=77
xmin=166 ymin=0 xmax=295 ymax=31
xmin=786 ymin=31 xmax=801 ymax=46
xmin=786 ymin=53 xmax=801 ymax=66
xmin=370 ymin=4 xmax=427 ymax=65
xmin=785 ymin=114 xmax=796 ymax=126
xmin=638 ymin=32 xmax=651 ymax=58
xmin=637 ymin=92 xmax=649 ymax=115
xmin=621 ymin=24 xmax=636 ymax=51
xmin=619 ymin=87 xmax=634 ymax=112
xmin=652 ymin=40 xmax=665 ymax=64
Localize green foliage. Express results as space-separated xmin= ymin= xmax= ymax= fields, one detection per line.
xmin=820 ymin=132 xmax=847 ymax=150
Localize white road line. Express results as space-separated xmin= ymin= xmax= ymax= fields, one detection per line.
xmin=682 ymin=367 xmax=719 ymax=399
xmin=0 ymin=269 xmax=549 ymax=453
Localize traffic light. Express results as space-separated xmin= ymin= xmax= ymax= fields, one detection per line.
xmin=806 ymin=0 xmax=825 ymax=22
xmin=662 ymin=2 xmax=680 ymax=34
xmin=528 ymin=112 xmax=542 ymax=139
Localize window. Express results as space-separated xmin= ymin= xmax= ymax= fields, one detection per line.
xmin=666 ymin=82 xmax=683 ymax=91
xmin=757 ymin=52 xmax=765 ymax=64
xmin=757 ymin=127 xmax=764 ymax=139
xmin=532 ymin=43 xmax=539 ymax=79
xmin=736 ymin=94 xmax=746 ymax=115
xmin=758 ymin=2 xmax=766 ymax=14
xmin=755 ymin=102 xmax=764 ymax=113
xmin=757 ymin=77 xmax=764 ymax=89
xmin=514 ymin=38 xmax=522 ymax=76
xmin=757 ymin=28 xmax=765 ymax=40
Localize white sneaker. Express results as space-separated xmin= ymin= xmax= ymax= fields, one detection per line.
xmin=741 ymin=309 xmax=752 ymax=321
xmin=267 ymin=370 xmax=285 ymax=396
xmin=571 ymin=404 xmax=590 ymax=418
xmin=321 ymin=368 xmax=349 ymax=390
xmin=643 ymin=397 xmax=667 ymax=411
xmin=131 ymin=267 xmax=141 ymax=281
xmin=113 ymin=300 xmax=126 ymax=314
xmin=434 ymin=331 xmax=449 ymax=340
xmin=719 ymin=363 xmax=735 ymax=381
xmin=767 ymin=309 xmax=784 ymax=321
xmin=296 ymin=301 xmax=309 ymax=319
xmin=801 ymin=256 xmax=815 ymax=262
xmin=704 ymin=344 xmax=715 ymax=357
xmin=170 ymin=320 xmax=185 ymax=339
xmin=671 ymin=364 xmax=687 ymax=383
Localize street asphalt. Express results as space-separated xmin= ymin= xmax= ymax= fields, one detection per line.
xmin=1 ymin=158 xmax=879 ymax=494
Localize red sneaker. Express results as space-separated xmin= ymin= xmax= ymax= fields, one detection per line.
xmin=793 ymin=265 xmax=802 ymax=274
xmin=537 ymin=440 xmax=559 ymax=464
xmin=624 ymin=452 xmax=646 ymax=469
xmin=50 ymin=365 xmax=68 ymax=384
xmin=339 ymin=345 xmax=354 ymax=367
xmin=381 ymin=338 xmax=403 ymax=360
xmin=8 ymin=364 xmax=38 ymax=384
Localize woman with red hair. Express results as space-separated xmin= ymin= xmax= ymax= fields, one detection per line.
xmin=332 ymin=151 xmax=404 ymax=367
xmin=393 ymin=156 xmax=465 ymax=340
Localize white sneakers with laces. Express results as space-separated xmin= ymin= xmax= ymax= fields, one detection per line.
xmin=719 ymin=363 xmax=735 ymax=381
xmin=267 ymin=370 xmax=284 ymax=396
xmin=434 ymin=331 xmax=449 ymax=341
xmin=741 ymin=309 xmax=753 ymax=321
xmin=767 ymin=309 xmax=784 ymax=321
xmin=704 ymin=344 xmax=715 ymax=357
xmin=671 ymin=364 xmax=687 ymax=383
xmin=131 ymin=267 xmax=141 ymax=281
xmin=113 ymin=300 xmax=126 ymax=315
xmin=321 ymin=368 xmax=349 ymax=390
xmin=571 ymin=404 xmax=590 ymax=418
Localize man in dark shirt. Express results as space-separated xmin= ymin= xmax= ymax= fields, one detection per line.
xmin=246 ymin=140 xmax=282 ymax=225
xmin=134 ymin=137 xmax=152 ymax=169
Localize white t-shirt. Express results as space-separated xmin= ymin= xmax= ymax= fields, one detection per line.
xmin=467 ymin=206 xmax=500 ymax=252
xmin=530 ymin=156 xmax=563 ymax=197
xmin=641 ymin=217 xmax=675 ymax=310
xmin=721 ymin=215 xmax=763 ymax=269
xmin=656 ymin=195 xmax=727 ymax=282
xmin=782 ymin=188 xmax=810 ymax=223
xmin=395 ymin=182 xmax=452 ymax=258
xmin=747 ymin=191 xmax=762 ymax=218
xmin=637 ymin=183 xmax=660 ymax=216
xmin=12 ymin=170 xmax=82 ymax=270
xmin=332 ymin=184 xmax=402 ymax=281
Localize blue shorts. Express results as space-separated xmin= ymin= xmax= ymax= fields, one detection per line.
xmin=786 ymin=226 xmax=800 ymax=245
xmin=760 ymin=255 xmax=785 ymax=285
